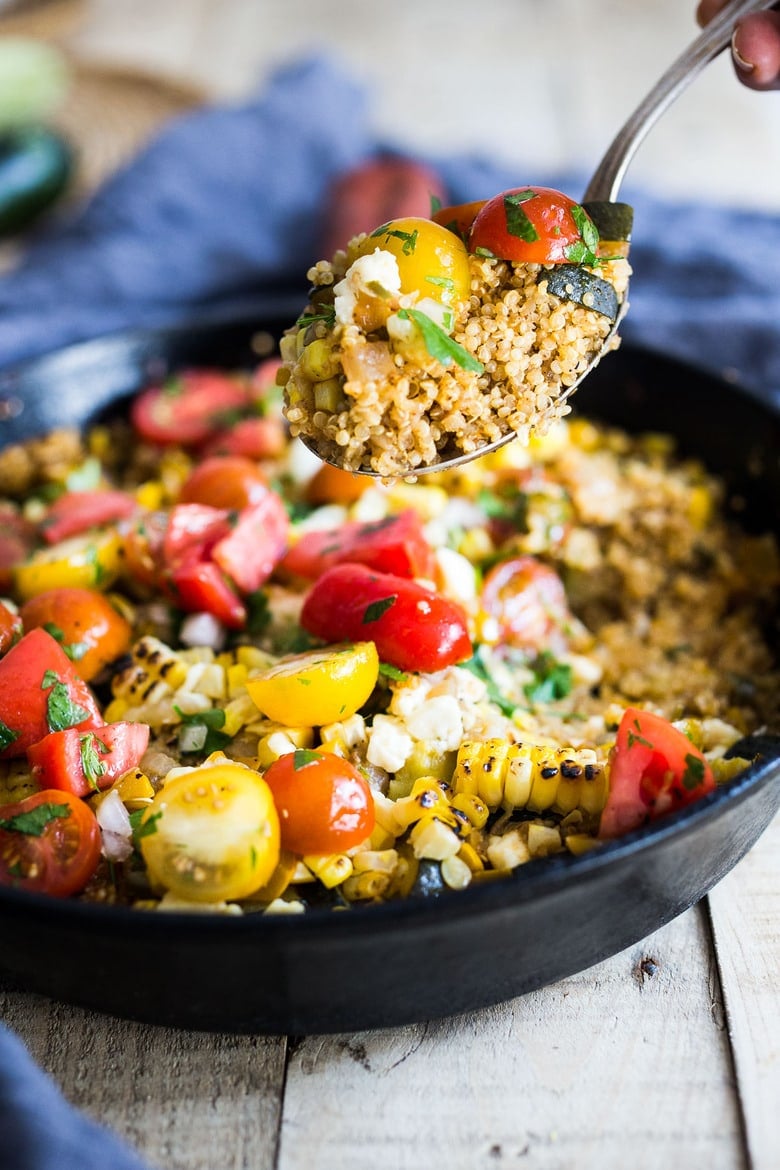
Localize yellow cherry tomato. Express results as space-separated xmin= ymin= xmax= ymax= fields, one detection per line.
xmin=353 ymin=216 xmax=470 ymax=309
xmin=14 ymin=530 xmax=123 ymax=600
xmin=139 ymin=763 xmax=280 ymax=903
xmin=245 ymin=641 xmax=379 ymax=727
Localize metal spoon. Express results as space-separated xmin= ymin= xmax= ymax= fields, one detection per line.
xmin=302 ymin=0 xmax=776 ymax=477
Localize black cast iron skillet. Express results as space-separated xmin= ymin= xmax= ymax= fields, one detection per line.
xmin=0 ymin=316 xmax=778 ymax=1035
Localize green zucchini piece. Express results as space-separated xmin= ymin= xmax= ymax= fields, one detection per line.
xmin=580 ymin=200 xmax=633 ymax=243
xmin=0 ymin=126 xmax=74 ymax=237
xmin=539 ymin=264 xmax=620 ymax=322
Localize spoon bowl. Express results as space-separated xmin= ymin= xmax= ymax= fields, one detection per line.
xmin=300 ymin=0 xmax=775 ymax=478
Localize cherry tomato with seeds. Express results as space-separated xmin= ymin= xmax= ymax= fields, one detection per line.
xmin=469 ymin=186 xmax=598 ymax=265
xmin=0 ymin=788 xmax=101 ymax=897
xmin=0 ymin=601 xmax=22 ymax=656
xmin=280 ymin=510 xmax=436 ymax=581
xmin=481 ymin=556 xmax=571 ymax=653
xmin=28 ymin=721 xmax=150 ymax=798
xmin=131 ymin=369 xmax=254 ymax=447
xmin=263 ymin=749 xmax=374 ymax=856
xmin=20 ymin=587 xmax=132 ymax=681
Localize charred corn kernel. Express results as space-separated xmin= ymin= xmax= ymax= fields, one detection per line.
xmin=449 ymin=792 xmax=489 ymax=830
xmin=131 ymin=636 xmax=189 ymax=689
xmin=222 ymin=693 xmax=259 ymax=738
xmin=244 ymin=849 xmax=297 ymax=903
xmin=486 ymin=829 xmax=531 ymax=870
xmin=352 ymin=849 xmax=398 ymax=876
xmin=342 ymin=871 xmax=391 ymax=900
xmin=179 ymin=646 xmax=215 ymax=666
xmin=441 ymin=854 xmax=472 ymax=890
xmin=527 ymin=822 xmax=562 ymax=857
xmin=454 ymin=739 xmax=607 ymax=817
xmin=409 ymin=814 xmax=461 ymax=861
xmin=256 ymin=728 xmax=314 ymax=768
xmin=565 ymin=834 xmax=600 ymax=856
xmin=456 ymin=841 xmax=485 ymax=873
xmin=135 ymin=481 xmax=165 ymax=510
xmin=393 ymin=779 xmax=456 ymax=834
xmin=236 ymin=645 xmax=274 ymax=671
xmin=103 ymin=697 xmax=128 ymax=722
xmin=372 ymin=790 xmax=399 ymax=839
xmin=304 ymin=853 xmax=353 ymax=888
xmin=187 ymin=662 xmax=226 ymax=700
xmin=14 ymin=529 xmax=123 ymax=599
xmin=319 ymin=713 xmax=366 ymax=758
xmin=0 ymin=760 xmax=37 ymax=804
xmin=300 ymin=339 xmax=340 ymax=382
xmin=227 ymin=663 xmax=249 ymax=699
xmin=385 ymin=482 xmax=448 ymax=520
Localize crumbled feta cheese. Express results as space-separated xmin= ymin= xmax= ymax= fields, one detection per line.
xmin=366 ymin=714 xmax=414 ymax=772
xmin=405 ymin=695 xmax=463 ymax=751
xmin=435 ymin=546 xmax=477 ymax=604
xmin=335 ymin=250 xmax=402 ymax=327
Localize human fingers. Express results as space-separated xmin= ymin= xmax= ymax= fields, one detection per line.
xmin=731 ymin=12 xmax=780 ymax=89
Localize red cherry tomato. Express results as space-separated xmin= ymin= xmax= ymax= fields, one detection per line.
xmin=263 ymin=749 xmax=374 ymax=856
xmin=280 ymin=510 xmax=436 ymax=581
xmin=122 ymin=511 xmax=169 ymax=590
xmin=481 ymin=556 xmax=571 ymax=652
xmin=40 ymin=490 xmax=137 ymax=546
xmin=469 ymin=186 xmax=597 ymax=265
xmin=0 ymin=788 xmax=101 ymax=897
xmin=131 ymin=369 xmax=254 ymax=447
xmin=0 ymin=601 xmax=22 ymax=656
xmin=301 ymin=564 xmax=472 ymax=674
xmin=305 ymin=464 xmax=370 ymax=507
xmin=19 ymin=588 xmax=132 ymax=681
xmin=171 ymin=558 xmax=246 ymax=630
xmin=599 ymin=708 xmax=716 ymax=840
xmin=179 ymin=456 xmax=268 ymax=511
xmin=201 ymin=416 xmax=287 ymax=461
xmin=0 ymin=628 xmax=103 ymax=759
xmin=211 ymin=492 xmax=289 ymax=595
xmin=431 ymin=199 xmax=486 ymax=241
xmin=162 ymin=503 xmax=233 ymax=567
xmin=28 ymin=721 xmax=150 ymax=799
xmin=0 ymin=506 xmax=36 ymax=590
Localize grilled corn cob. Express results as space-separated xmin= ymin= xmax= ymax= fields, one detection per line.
xmin=454 ymin=739 xmax=608 ymax=817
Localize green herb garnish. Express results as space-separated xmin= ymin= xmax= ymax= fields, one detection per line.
xmin=0 ymin=719 xmax=20 ymax=753
xmin=174 ymin=706 xmax=231 ymax=755
xmin=79 ymin=732 xmax=109 ymax=791
xmin=363 ymin=595 xmax=397 ymax=624
xmin=462 ymin=649 xmax=517 ymax=718
xmin=503 ymin=190 xmax=539 ymax=242
xmin=523 ymin=652 xmax=573 ymax=706
xmin=43 ymin=672 xmax=91 ymax=733
xmin=370 ymin=224 xmax=419 ymax=255
xmin=429 ymin=194 xmax=442 ymax=215
xmin=0 ymin=802 xmax=70 ymax=837
xmin=682 ymin=753 xmax=707 ymax=790
xmin=292 ymin=748 xmax=322 ymax=770
xmin=378 ymin=662 xmax=409 ymax=682
xmin=396 ymin=309 xmax=483 ymax=374
xmin=130 ymin=809 xmax=161 ymax=843
xmin=296 ymin=306 xmax=337 ymax=330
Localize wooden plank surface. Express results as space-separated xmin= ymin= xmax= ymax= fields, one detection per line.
xmin=708 ymin=813 xmax=780 ymax=1170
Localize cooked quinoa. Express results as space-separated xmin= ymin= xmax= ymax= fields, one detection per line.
xmin=282 ymin=242 xmax=630 ymax=477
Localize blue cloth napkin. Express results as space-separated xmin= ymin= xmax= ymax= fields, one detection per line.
xmin=0 ymin=53 xmax=779 ymax=1170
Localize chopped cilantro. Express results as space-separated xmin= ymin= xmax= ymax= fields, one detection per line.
xmin=41 ymin=669 xmax=59 ymax=689
xmin=425 ymin=275 xmax=455 ymax=291
xmin=563 ymin=239 xmax=601 ymax=267
xmin=296 ymin=305 xmax=337 ymax=330
xmin=378 ymin=662 xmax=409 ymax=682
xmin=571 ymin=204 xmax=600 ymax=252
xmin=396 ymin=309 xmax=483 ymax=374
xmin=363 ymin=595 xmax=397 ymax=624
xmin=0 ymin=802 xmax=70 ymax=837
xmin=462 ymin=649 xmax=517 ymax=718
xmin=523 ymin=653 xmax=573 ymax=706
xmin=42 ymin=622 xmax=88 ymax=662
xmin=474 ymin=246 xmax=497 ymax=259
xmin=292 ymin=748 xmax=322 ymax=770
xmin=370 ymin=224 xmax=419 ymax=255
xmin=245 ymin=589 xmax=272 ymax=636
xmin=429 ymin=193 xmax=442 ymax=215
xmin=130 ymin=809 xmax=161 ymax=844
xmin=46 ymin=681 xmax=91 ymax=733
xmin=161 ymin=376 xmax=183 ymax=398
xmin=504 ymin=190 xmax=539 ymax=243
xmin=682 ymin=753 xmax=707 ymax=791
xmin=79 ymin=732 xmax=109 ymax=791
xmin=627 ymin=729 xmax=654 ymax=751
xmin=174 ymin=706 xmax=231 ymax=755
xmin=0 ymin=719 xmax=20 ymax=752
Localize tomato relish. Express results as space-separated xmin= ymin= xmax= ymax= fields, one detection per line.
xmin=0 ymin=361 xmax=776 ymax=912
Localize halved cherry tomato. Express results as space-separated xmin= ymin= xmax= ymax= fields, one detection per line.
xmin=481 ymin=556 xmax=571 ymax=652
xmin=301 ymin=564 xmax=472 ymax=674
xmin=305 ymin=463 xmax=369 ymax=507
xmin=162 ymin=503 xmax=232 ymax=567
xmin=131 ymin=369 xmax=254 ymax=447
xmin=263 ymin=749 xmax=374 ymax=856
xmin=0 ymin=506 xmax=36 ymax=590
xmin=201 ymin=416 xmax=286 ymax=461
xmin=246 ymin=642 xmax=380 ymax=727
xmin=14 ymin=529 xmax=124 ymax=600
xmin=0 ymin=601 xmax=22 ymax=656
xmin=469 ymin=186 xmax=598 ymax=265
xmin=121 ymin=511 xmax=169 ymax=590
xmin=0 ymin=628 xmax=103 ymax=758
xmin=171 ymin=558 xmax=246 ymax=630
xmin=431 ymin=199 xmax=486 ymax=241
xmin=599 ymin=708 xmax=716 ymax=839
xmin=0 ymin=789 xmax=101 ymax=897
xmin=179 ymin=456 xmax=268 ymax=511
xmin=40 ymin=490 xmax=137 ymax=545
xmin=139 ymin=762 xmax=280 ymax=902
xmin=20 ymin=587 xmax=132 ymax=681
xmin=28 ymin=721 xmax=150 ymax=798
xmin=281 ymin=510 xmax=435 ymax=581
xmin=211 ymin=492 xmax=289 ymax=594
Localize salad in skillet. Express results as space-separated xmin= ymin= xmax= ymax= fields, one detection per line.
xmin=0 ymin=343 xmax=777 ymax=915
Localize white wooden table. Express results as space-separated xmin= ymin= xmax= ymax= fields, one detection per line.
xmin=2 ymin=812 xmax=777 ymax=1170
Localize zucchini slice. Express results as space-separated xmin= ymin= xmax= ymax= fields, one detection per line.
xmin=580 ymin=200 xmax=633 ymax=243
xmin=539 ymin=264 xmax=620 ymax=322
xmin=0 ymin=126 xmax=73 ymax=237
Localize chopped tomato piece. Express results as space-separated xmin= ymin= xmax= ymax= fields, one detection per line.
xmin=20 ymin=588 xmax=132 ymax=681
xmin=0 ymin=506 xmax=36 ymax=590
xmin=27 ymin=721 xmax=150 ymax=799
xmin=469 ymin=186 xmax=599 ymax=265
xmin=301 ymin=564 xmax=472 ymax=673
xmin=0 ymin=789 xmax=101 ymax=897
xmin=131 ymin=369 xmax=254 ymax=447
xmin=41 ymin=490 xmax=137 ymax=545
xmin=211 ymin=492 xmax=289 ymax=594
xmin=481 ymin=556 xmax=571 ymax=652
xmin=170 ymin=558 xmax=246 ymax=630
xmin=599 ymin=708 xmax=716 ymax=839
xmin=0 ymin=601 xmax=22 ymax=656
xmin=263 ymin=749 xmax=374 ymax=856
xmin=0 ymin=628 xmax=102 ymax=758
xmin=162 ymin=503 xmax=233 ymax=567
xmin=179 ymin=456 xmax=268 ymax=511
xmin=121 ymin=511 xmax=169 ymax=590
xmin=281 ymin=510 xmax=436 ymax=581
xmin=201 ymin=416 xmax=286 ymax=461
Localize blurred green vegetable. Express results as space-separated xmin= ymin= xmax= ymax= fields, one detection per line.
xmin=0 ymin=37 xmax=70 ymax=129
xmin=0 ymin=125 xmax=73 ymax=235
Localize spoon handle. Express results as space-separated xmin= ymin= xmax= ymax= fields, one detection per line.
xmin=583 ymin=0 xmax=778 ymax=203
